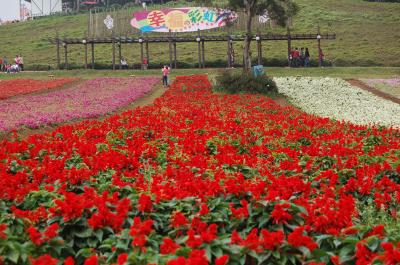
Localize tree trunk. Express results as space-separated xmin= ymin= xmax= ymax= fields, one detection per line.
xmin=243 ymin=2 xmax=253 ymax=72
xmin=76 ymin=0 xmax=80 ymax=12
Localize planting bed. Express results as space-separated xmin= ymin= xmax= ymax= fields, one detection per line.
xmin=0 ymin=78 xmax=78 ymax=100
xmin=0 ymin=75 xmax=399 ymax=264
xmin=275 ymin=77 xmax=400 ymax=128
xmin=0 ymin=77 xmax=158 ymax=132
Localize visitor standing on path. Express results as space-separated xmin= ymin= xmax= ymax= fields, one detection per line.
xmin=305 ymin=47 xmax=310 ymax=67
xmin=162 ymin=66 xmax=170 ymax=87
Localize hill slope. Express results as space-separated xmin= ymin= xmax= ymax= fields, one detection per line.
xmin=0 ymin=0 xmax=399 ymax=69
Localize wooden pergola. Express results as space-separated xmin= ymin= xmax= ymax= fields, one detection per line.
xmin=48 ymin=31 xmax=336 ymax=70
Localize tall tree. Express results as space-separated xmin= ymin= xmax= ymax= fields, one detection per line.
xmin=201 ymin=0 xmax=298 ymax=71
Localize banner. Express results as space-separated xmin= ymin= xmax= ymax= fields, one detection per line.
xmin=131 ymin=7 xmax=237 ymax=33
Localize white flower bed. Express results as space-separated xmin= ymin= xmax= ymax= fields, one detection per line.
xmin=274 ymin=77 xmax=400 ymax=128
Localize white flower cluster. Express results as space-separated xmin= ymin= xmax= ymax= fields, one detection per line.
xmin=274 ymin=77 xmax=400 ymax=128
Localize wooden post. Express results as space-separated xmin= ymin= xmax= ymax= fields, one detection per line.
xmin=197 ymin=30 xmax=201 ymax=69
xmin=317 ymin=26 xmax=322 ymax=67
xmin=112 ymin=31 xmax=116 ymax=70
xmin=173 ymin=42 xmax=177 ymax=69
xmin=91 ymin=42 xmax=95 ymax=69
xmin=64 ymin=43 xmax=68 ymax=70
xmin=227 ymin=36 xmax=231 ymax=68
xmin=140 ymin=39 xmax=144 ymax=70
xmin=145 ymin=41 xmax=149 ymax=65
xmin=118 ymin=40 xmax=122 ymax=70
xmin=56 ymin=32 xmax=61 ymax=70
xmin=201 ymin=40 xmax=205 ymax=68
xmin=257 ymin=34 xmax=262 ymax=66
xmin=168 ymin=31 xmax=173 ymax=69
xmin=84 ymin=39 xmax=88 ymax=69
xmin=287 ymin=27 xmax=292 ymax=67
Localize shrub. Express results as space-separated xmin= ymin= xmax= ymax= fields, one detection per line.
xmin=215 ymin=70 xmax=278 ymax=94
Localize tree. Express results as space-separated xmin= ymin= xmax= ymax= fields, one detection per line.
xmin=201 ymin=0 xmax=298 ymax=71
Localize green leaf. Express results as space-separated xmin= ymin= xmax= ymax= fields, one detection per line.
xmin=176 ymin=247 xmax=191 ymax=258
xmin=7 ymin=250 xmax=20 ymax=264
xmin=95 ymin=229 xmax=104 ymax=242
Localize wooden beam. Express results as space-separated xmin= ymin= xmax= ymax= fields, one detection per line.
xmin=227 ymin=36 xmax=231 ymax=68
xmin=64 ymin=44 xmax=68 ymax=70
xmin=118 ymin=41 xmax=122 ymax=70
xmin=112 ymin=33 xmax=116 ymax=70
xmin=84 ymin=41 xmax=88 ymax=69
xmin=201 ymin=40 xmax=205 ymax=68
xmin=197 ymin=30 xmax=201 ymax=69
xmin=91 ymin=42 xmax=95 ymax=69
xmin=168 ymin=32 xmax=173 ymax=68
xmin=140 ymin=40 xmax=144 ymax=70
xmin=56 ymin=32 xmax=61 ymax=70
xmin=145 ymin=41 xmax=149 ymax=66
xmin=317 ymin=27 xmax=322 ymax=67
xmin=287 ymin=28 xmax=292 ymax=67
xmin=173 ymin=42 xmax=177 ymax=69
xmin=257 ymin=36 xmax=262 ymax=66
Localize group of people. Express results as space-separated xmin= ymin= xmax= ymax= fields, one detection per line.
xmin=0 ymin=55 xmax=24 ymax=73
xmin=289 ymin=47 xmax=311 ymax=67
xmin=289 ymin=47 xmax=325 ymax=67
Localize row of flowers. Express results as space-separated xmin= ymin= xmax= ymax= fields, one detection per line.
xmin=274 ymin=77 xmax=400 ymax=128
xmin=0 ymin=77 xmax=158 ymax=131
xmin=0 ymin=78 xmax=78 ymax=100
xmin=0 ymin=75 xmax=399 ymax=264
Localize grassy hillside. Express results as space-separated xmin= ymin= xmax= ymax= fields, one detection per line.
xmin=0 ymin=0 xmax=399 ymax=69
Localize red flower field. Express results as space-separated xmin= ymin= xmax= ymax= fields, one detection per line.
xmin=0 ymin=78 xmax=77 ymax=99
xmin=0 ymin=75 xmax=399 ymax=264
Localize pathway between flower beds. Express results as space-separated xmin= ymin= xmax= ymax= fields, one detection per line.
xmin=0 ymin=77 xmax=159 ymax=131
xmin=347 ymin=79 xmax=400 ymax=104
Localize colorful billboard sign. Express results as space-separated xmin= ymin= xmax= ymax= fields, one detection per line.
xmin=131 ymin=7 xmax=237 ymax=33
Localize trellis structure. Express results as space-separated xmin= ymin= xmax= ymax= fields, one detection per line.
xmin=49 ymin=30 xmax=335 ymax=70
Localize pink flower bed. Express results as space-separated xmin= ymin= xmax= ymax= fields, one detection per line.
xmin=362 ymin=77 xmax=400 ymax=87
xmin=0 ymin=77 xmax=159 ymax=131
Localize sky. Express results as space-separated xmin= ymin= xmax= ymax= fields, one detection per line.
xmin=0 ymin=0 xmax=21 ymax=22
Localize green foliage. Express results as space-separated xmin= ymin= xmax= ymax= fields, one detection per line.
xmin=214 ymin=70 xmax=278 ymax=94
xmin=357 ymin=201 xmax=400 ymax=241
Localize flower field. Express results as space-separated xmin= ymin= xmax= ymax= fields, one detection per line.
xmin=275 ymin=77 xmax=400 ymax=128
xmin=0 ymin=77 xmax=158 ymax=131
xmin=0 ymin=75 xmax=400 ymax=265
xmin=361 ymin=78 xmax=400 ymax=99
xmin=0 ymin=79 xmax=78 ymax=100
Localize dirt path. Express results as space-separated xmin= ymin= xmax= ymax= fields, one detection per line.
xmin=0 ymin=81 xmax=166 ymax=141
xmin=273 ymin=97 xmax=292 ymax=107
xmin=347 ymin=79 xmax=400 ymax=105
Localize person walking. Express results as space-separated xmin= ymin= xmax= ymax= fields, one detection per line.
xmin=300 ymin=47 xmax=305 ymax=67
xmin=305 ymin=47 xmax=310 ymax=67
xmin=162 ymin=65 xmax=170 ymax=87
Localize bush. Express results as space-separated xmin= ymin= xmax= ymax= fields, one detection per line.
xmin=215 ymin=70 xmax=278 ymax=94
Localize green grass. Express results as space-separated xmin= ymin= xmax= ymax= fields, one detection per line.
xmin=1 ymin=67 xmax=399 ymax=80
xmin=0 ymin=0 xmax=399 ymax=69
